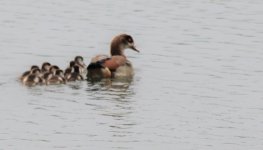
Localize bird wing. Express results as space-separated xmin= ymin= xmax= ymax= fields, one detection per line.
xmin=90 ymin=54 xmax=110 ymax=63
xmin=103 ymin=56 xmax=127 ymax=70
xmin=89 ymin=55 xmax=127 ymax=71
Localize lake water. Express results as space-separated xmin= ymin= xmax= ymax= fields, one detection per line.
xmin=1 ymin=0 xmax=263 ymax=149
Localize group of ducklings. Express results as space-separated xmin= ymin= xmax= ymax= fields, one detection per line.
xmin=20 ymin=56 xmax=86 ymax=86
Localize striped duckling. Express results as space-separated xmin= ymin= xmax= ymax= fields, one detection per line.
xmin=43 ymin=71 xmax=65 ymax=85
xmin=74 ymin=56 xmax=86 ymax=75
xmin=41 ymin=62 xmax=51 ymax=74
xmin=20 ymin=65 xmax=40 ymax=82
xmin=67 ymin=65 xmax=84 ymax=82
xmin=21 ymin=68 xmax=44 ymax=86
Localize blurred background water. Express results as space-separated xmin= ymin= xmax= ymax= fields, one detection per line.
xmin=0 ymin=0 xmax=263 ymax=149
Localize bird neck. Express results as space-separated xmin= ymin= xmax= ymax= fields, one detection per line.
xmin=110 ymin=38 xmax=125 ymax=56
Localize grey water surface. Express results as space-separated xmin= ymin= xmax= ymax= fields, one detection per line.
xmin=1 ymin=0 xmax=263 ymax=149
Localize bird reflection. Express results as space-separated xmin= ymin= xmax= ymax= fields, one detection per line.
xmin=87 ymin=78 xmax=133 ymax=93
xmin=86 ymin=77 xmax=138 ymax=141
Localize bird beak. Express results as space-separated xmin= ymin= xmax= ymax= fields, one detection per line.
xmin=130 ymin=45 xmax=140 ymax=53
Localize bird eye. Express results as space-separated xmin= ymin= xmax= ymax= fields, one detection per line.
xmin=127 ymin=38 xmax=133 ymax=43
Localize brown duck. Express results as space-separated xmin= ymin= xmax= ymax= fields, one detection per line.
xmin=87 ymin=34 xmax=139 ymax=79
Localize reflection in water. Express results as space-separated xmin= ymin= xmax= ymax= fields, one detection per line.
xmin=67 ymin=81 xmax=84 ymax=90
xmin=87 ymin=78 xmax=133 ymax=92
xmin=87 ymin=78 xmax=137 ymax=146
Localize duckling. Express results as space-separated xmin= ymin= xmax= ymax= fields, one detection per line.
xmin=20 ymin=71 xmax=31 ymax=82
xmin=55 ymin=69 xmax=66 ymax=83
xmin=22 ymin=68 xmax=44 ymax=86
xmin=31 ymin=65 xmax=39 ymax=70
xmin=64 ymin=67 xmax=73 ymax=81
xmin=87 ymin=34 xmax=139 ymax=79
xmin=55 ymin=69 xmax=64 ymax=77
xmin=49 ymin=65 xmax=60 ymax=75
xmin=64 ymin=61 xmax=75 ymax=74
xmin=20 ymin=66 xmax=40 ymax=82
xmin=74 ymin=56 xmax=87 ymax=77
xmin=74 ymin=56 xmax=85 ymax=67
xmin=43 ymin=72 xmax=64 ymax=85
xmin=69 ymin=61 xmax=76 ymax=68
xmin=67 ymin=65 xmax=84 ymax=82
xmin=41 ymin=62 xmax=51 ymax=73
xmin=31 ymin=68 xmax=41 ymax=75
xmin=64 ymin=59 xmax=82 ymax=80
xmin=32 ymin=70 xmax=45 ymax=85
xmin=23 ymin=75 xmax=41 ymax=86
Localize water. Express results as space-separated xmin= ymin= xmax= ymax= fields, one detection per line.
xmin=1 ymin=0 xmax=263 ymax=149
